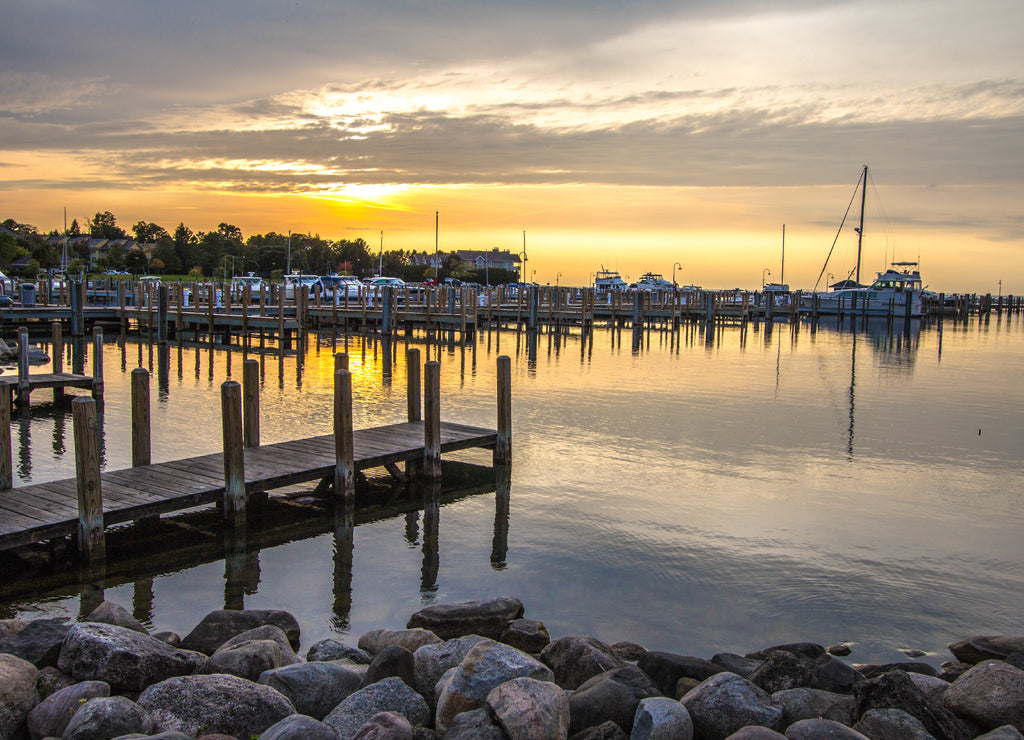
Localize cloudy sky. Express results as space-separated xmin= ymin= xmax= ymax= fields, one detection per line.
xmin=2 ymin=0 xmax=1021 ymax=290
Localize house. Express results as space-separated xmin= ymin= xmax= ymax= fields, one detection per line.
xmin=455 ymin=249 xmax=521 ymax=272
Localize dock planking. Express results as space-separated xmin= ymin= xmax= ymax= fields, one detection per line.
xmin=0 ymin=420 xmax=497 ymax=552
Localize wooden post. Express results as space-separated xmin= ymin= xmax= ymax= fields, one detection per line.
xmin=72 ymin=396 xmax=105 ymax=561
xmin=157 ymin=285 xmax=168 ymax=343
xmin=243 ymin=358 xmax=260 ymax=448
xmin=334 ymin=369 xmax=354 ymax=499
xmin=0 ymin=381 xmax=11 ymax=490
xmin=406 ymin=348 xmax=421 ymax=422
xmin=220 ymin=380 xmax=246 ymax=526
xmin=131 ymin=368 xmax=150 ymax=467
xmin=495 ymin=354 xmax=511 ymax=464
xmin=52 ymin=321 xmax=64 ymax=402
xmin=423 ymin=360 xmax=441 ymax=479
xmin=335 ymin=351 xmax=348 ymax=372
xmin=17 ymin=326 xmax=30 ymax=405
xmin=208 ymin=284 xmax=216 ymax=343
xmin=91 ymin=327 xmax=104 ymax=401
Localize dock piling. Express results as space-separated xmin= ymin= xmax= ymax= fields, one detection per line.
xmin=131 ymin=368 xmax=151 ymax=467
xmin=495 ymin=355 xmax=512 ymax=464
xmin=72 ymin=396 xmax=105 ymax=561
xmin=220 ymin=380 xmax=246 ymax=526
xmin=424 ymin=361 xmax=441 ymax=479
xmin=52 ymin=321 xmax=64 ymax=403
xmin=243 ymin=359 xmax=260 ymax=448
xmin=334 ymin=369 xmax=354 ymax=499
xmin=91 ymin=327 xmax=104 ymax=401
xmin=0 ymin=380 xmax=11 ymax=490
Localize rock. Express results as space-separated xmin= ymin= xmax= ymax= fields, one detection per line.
xmin=0 ymin=653 xmax=39 ymax=740
xmin=948 ymin=636 xmax=1024 ymax=665
xmin=975 ymin=728 xmax=1024 ymax=739
xmin=198 ymin=639 xmax=288 ymax=681
xmin=828 ymin=644 xmax=853 ymax=657
xmin=773 ymin=687 xmax=855 ymax=726
xmin=57 ymin=622 xmax=205 ymax=693
xmin=259 ymin=660 xmax=363 ymax=720
xmin=84 ymin=601 xmax=149 ymax=634
xmin=435 ymin=638 xmax=553 ymax=733
xmin=308 ymin=638 xmax=373 ymax=664
xmin=352 ymin=710 xmax=413 ymax=739
xmin=61 ymin=695 xmax=154 ymax=740
xmin=413 ymin=634 xmax=488 ymax=709
xmin=500 ymin=619 xmax=550 ymax=654
xmin=151 ymin=632 xmax=182 ymax=647
xmin=114 ymin=732 xmax=191 ymax=740
xmin=487 ymin=676 xmax=570 ymax=740
xmin=323 ymin=676 xmax=429 ymax=740
xmin=365 ymin=644 xmax=416 ymax=688
xmin=681 ymin=672 xmax=784 ymax=740
xmin=723 ymin=728 xmax=787 ymax=739
xmin=747 ymin=643 xmax=863 ymax=694
xmin=784 ymin=717 xmax=870 ymax=738
xmin=359 ymin=628 xmax=441 ymax=656
xmin=443 ymin=707 xmax=508 ymax=739
xmin=217 ymin=624 xmax=300 ymax=664
xmin=853 ymin=707 xmax=937 ymax=739
xmin=412 ymin=728 xmax=440 ymax=740
xmin=856 ymin=661 xmax=938 ymax=679
xmin=631 ymin=696 xmax=694 ymax=740
xmin=1006 ymin=654 xmax=1024 ymax=671
xmin=610 ymin=642 xmax=647 ymax=662
xmin=637 ymin=652 xmax=723 ymax=696
xmin=35 ymin=666 xmax=76 ymax=699
xmin=747 ymin=650 xmax=817 ymax=693
xmin=407 ymin=597 xmax=524 ymax=640
xmin=943 ymin=660 xmax=1024 ymax=732
xmin=26 ymin=679 xmax=109 ymax=740
xmin=567 ymin=665 xmax=660 ymax=736
xmin=908 ymin=673 xmax=952 ymax=701
xmin=569 ymin=720 xmax=628 ymax=739
xmin=0 ymin=618 xmax=70 ymax=668
xmin=137 ymin=673 xmax=295 ymax=738
xmin=852 ymin=669 xmax=971 ymax=740
xmin=540 ymin=636 xmax=627 ymax=690
xmin=939 ymin=662 xmax=974 ymax=683
xmin=0 ymin=618 xmax=28 ymax=640
xmin=711 ymin=653 xmax=764 ymax=678
xmin=178 ymin=609 xmax=300 ymax=654
xmin=258 ymin=714 xmax=339 ymax=740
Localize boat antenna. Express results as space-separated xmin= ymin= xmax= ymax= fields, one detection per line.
xmin=855 ymin=165 xmax=867 ymax=285
xmin=812 ymin=170 xmax=863 ymax=292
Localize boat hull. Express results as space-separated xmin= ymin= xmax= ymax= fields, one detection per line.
xmin=803 ymin=289 xmax=924 ymax=318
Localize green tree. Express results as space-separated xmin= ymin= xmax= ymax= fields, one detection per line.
xmin=125 ymin=250 xmax=148 ymax=275
xmin=68 ymin=219 xmax=81 ymax=236
xmin=132 ymin=221 xmax=169 ymax=243
xmin=105 ymin=242 xmax=126 ymax=269
xmin=0 ymin=232 xmax=28 ymax=267
xmin=149 ymin=258 xmax=165 ymax=274
xmin=89 ymin=211 xmax=126 ymax=239
xmin=151 ymin=239 xmax=180 ymax=273
xmin=173 ymin=223 xmax=197 ymax=273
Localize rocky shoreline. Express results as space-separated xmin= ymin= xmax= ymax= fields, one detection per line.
xmin=1 ymin=596 xmax=1023 ymax=739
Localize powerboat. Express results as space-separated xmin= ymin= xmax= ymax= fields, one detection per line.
xmin=594 ymin=267 xmax=628 ymax=298
xmin=808 ymin=262 xmax=926 ymax=317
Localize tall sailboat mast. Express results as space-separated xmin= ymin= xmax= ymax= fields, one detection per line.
xmin=780 ymin=224 xmax=785 ymax=286
xmin=855 ymin=164 xmax=867 ymax=285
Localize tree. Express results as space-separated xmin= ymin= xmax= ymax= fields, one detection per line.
xmin=151 ymin=240 xmax=180 ymax=274
xmin=132 ymin=221 xmax=169 ymax=243
xmin=89 ymin=211 xmax=126 ymax=239
xmin=125 ymin=250 xmax=148 ymax=275
xmin=0 ymin=232 xmax=27 ymax=267
xmin=173 ymin=223 xmax=197 ymax=273
xmin=68 ymin=219 xmax=81 ymax=236
xmin=105 ymin=242 xmax=126 ymax=270
xmin=149 ymin=258 xmax=165 ymax=274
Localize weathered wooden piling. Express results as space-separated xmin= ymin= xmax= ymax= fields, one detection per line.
xmin=131 ymin=368 xmax=150 ymax=467
xmin=0 ymin=380 xmax=11 ymax=490
xmin=334 ymin=369 xmax=354 ymax=498
xmin=220 ymin=380 xmax=245 ymax=526
xmin=52 ymin=321 xmax=64 ymax=402
xmin=495 ymin=355 xmax=512 ymax=464
xmin=91 ymin=327 xmax=104 ymax=400
xmin=424 ymin=361 xmax=441 ymax=479
xmin=405 ymin=347 xmax=422 ymax=478
xmin=17 ymin=326 xmax=30 ymax=401
xmin=243 ymin=359 xmax=260 ymax=448
xmin=72 ymin=396 xmax=105 ymax=561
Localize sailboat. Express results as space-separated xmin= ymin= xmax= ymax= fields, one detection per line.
xmin=806 ymin=166 xmax=928 ymax=318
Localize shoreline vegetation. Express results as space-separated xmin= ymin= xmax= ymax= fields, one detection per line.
xmin=1 ymin=597 xmax=1023 ymax=739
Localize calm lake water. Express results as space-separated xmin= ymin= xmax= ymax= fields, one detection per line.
xmin=3 ymin=313 xmax=1023 ymax=668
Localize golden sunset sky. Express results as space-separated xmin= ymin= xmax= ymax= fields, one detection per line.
xmin=1 ymin=0 xmax=1021 ymax=291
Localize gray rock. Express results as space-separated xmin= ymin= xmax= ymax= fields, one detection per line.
xmin=748 ymin=650 xmax=816 ymax=693
xmin=631 ymin=696 xmax=693 ymax=740
xmin=785 ymin=718 xmax=870 ymax=738
xmin=975 ymin=728 xmax=1024 ymax=740
xmin=443 ymin=707 xmax=508 ymax=739
xmin=853 ymin=707 xmax=937 ymax=739
xmin=258 ymin=714 xmax=340 ymax=740
xmin=0 ymin=618 xmax=70 ymax=668
xmin=939 ymin=662 xmax=974 ymax=683
xmin=0 ymin=653 xmax=39 ymax=740
xmin=412 ymin=728 xmax=440 ymax=740
xmin=948 ymin=636 xmax=1024 ymax=665
xmin=84 ymin=601 xmax=149 ymax=634
xmin=828 ymin=644 xmax=853 ymax=657
xmin=407 ymin=597 xmax=524 ymax=640
xmin=856 ymin=661 xmax=938 ymax=679
xmin=217 ymin=624 xmax=300 ymax=663
xmin=746 ymin=642 xmax=863 ymax=693
xmin=487 ymin=676 xmax=570 ymax=740
xmin=137 ymin=673 xmax=295 ymax=738
xmin=352 ymin=710 xmax=413 ymax=739
xmin=151 ymin=632 xmax=181 ymax=647
xmin=26 ymin=679 xmax=109 ymax=740
xmin=637 ymin=652 xmax=723 ymax=696
xmin=569 ymin=721 xmax=628 ymax=739
xmin=568 ymin=665 xmax=661 ymax=736
xmin=308 ymin=638 xmax=373 ymax=664
xmin=611 ymin=642 xmax=647 ymax=663
xmin=358 ymin=628 xmax=441 ymax=656
xmin=540 ymin=636 xmax=627 ymax=691
xmin=943 ymin=660 xmax=1024 ymax=732
xmin=0 ymin=618 xmax=28 ymax=640
xmin=323 ymin=676 xmax=430 ymax=740
xmin=681 ymin=672 xmax=784 ymax=740
xmin=500 ymin=619 xmax=550 ymax=654
xmin=365 ymin=644 xmax=416 ymax=688
xmin=908 ymin=673 xmax=952 ymax=701
xmin=852 ymin=669 xmax=970 ymax=740
xmin=711 ymin=653 xmax=764 ymax=678
xmin=178 ymin=609 xmax=300 ymax=654
xmin=435 ymin=639 xmax=554 ymax=733
xmin=723 ymin=728 xmax=787 ymax=739
xmin=57 ymin=622 xmax=205 ymax=693
xmin=259 ymin=661 xmax=363 ymax=720
xmin=413 ymin=635 xmax=488 ymax=708
xmin=35 ymin=666 xmax=77 ymax=699
xmin=198 ymin=639 xmax=288 ymax=681
xmin=62 ymin=696 xmax=154 ymax=740
xmin=111 ymin=732 xmax=190 ymax=739
xmin=773 ymin=687 xmax=855 ymax=726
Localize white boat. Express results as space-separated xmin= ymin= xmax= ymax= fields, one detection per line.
xmin=634 ymin=272 xmax=675 ymax=293
xmin=317 ymin=274 xmax=363 ymax=301
xmin=283 ymin=273 xmax=320 ymax=301
xmin=594 ymin=267 xmax=628 ymax=297
xmin=230 ymin=273 xmax=266 ymax=298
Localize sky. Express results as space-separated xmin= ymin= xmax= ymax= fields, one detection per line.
xmin=1 ymin=0 xmax=1021 ymax=292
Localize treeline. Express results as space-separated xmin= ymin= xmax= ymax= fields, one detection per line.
xmin=0 ymin=212 xmax=519 ymax=285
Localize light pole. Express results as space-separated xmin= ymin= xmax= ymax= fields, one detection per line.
xmin=378 ymin=230 xmax=383 ymax=277
xmin=762 ymin=268 xmax=771 ymax=289
xmin=519 ymin=230 xmax=528 ymax=284
xmin=286 ymin=231 xmax=292 ymax=275
xmin=672 ymin=262 xmax=682 ymax=287
xmin=827 ymin=272 xmax=834 ymax=289
xmin=530 ymin=269 xmax=536 ymax=283
xmin=556 ymin=272 xmax=562 ymax=287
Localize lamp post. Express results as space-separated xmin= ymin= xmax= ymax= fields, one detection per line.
xmin=530 ymin=269 xmax=536 ymax=283
xmin=672 ymin=262 xmax=682 ymax=287
xmin=286 ymin=231 xmax=291 ymax=275
xmin=378 ymin=230 xmax=383 ymax=277
xmin=827 ymin=272 xmax=834 ymax=289
xmin=519 ymin=230 xmax=528 ymax=284
xmin=762 ymin=268 xmax=771 ymax=289
xmin=556 ymin=272 xmax=562 ymax=287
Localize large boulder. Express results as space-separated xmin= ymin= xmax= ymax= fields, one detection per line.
xmin=84 ymin=600 xmax=149 ymax=634
xmin=57 ymin=622 xmax=205 ymax=693
xmin=540 ymin=636 xmax=626 ymax=691
xmin=723 ymin=728 xmax=786 ymax=739
xmin=61 ymin=695 xmax=154 ymax=740
xmin=772 ymin=687 xmax=855 ymax=726
xmin=365 ymin=644 xmax=416 ymax=688
xmin=631 ymin=696 xmax=694 ymax=740
xmin=487 ymin=676 xmax=570 ymax=740
xmin=352 ymin=710 xmax=413 ymax=739
xmin=435 ymin=638 xmax=553 ymax=733
xmin=308 ymin=638 xmax=373 ymax=664
xmin=198 ymin=639 xmax=289 ymax=681
xmin=637 ymin=652 xmax=724 ymax=697
xmin=0 ymin=653 xmax=39 ymax=740
xmin=358 ymin=628 xmax=441 ymax=656
xmin=217 ymin=624 xmax=300 ymax=663
xmin=259 ymin=713 xmax=339 ymax=740
xmin=748 ymin=650 xmax=817 ymax=693
xmin=784 ymin=718 xmax=870 ymax=739
xmin=138 ymin=673 xmax=295 ymax=738
xmin=259 ymin=661 xmax=363 ymax=720
xmin=974 ymin=729 xmax=1024 ymax=740
xmin=0 ymin=619 xmax=28 ymax=640
xmin=407 ymin=597 xmax=524 ymax=640
xmin=746 ymin=643 xmax=862 ymax=694
xmin=853 ymin=707 xmax=937 ymax=739
xmin=413 ymin=634 xmax=489 ymax=708
xmin=567 ymin=665 xmax=661 ymax=736
xmin=179 ymin=609 xmax=300 ymax=654
xmin=0 ymin=618 xmax=70 ymax=667
xmin=323 ymin=676 xmax=430 ymax=740
xmin=443 ymin=707 xmax=507 ymax=739
xmin=857 ymin=661 xmax=938 ymax=680
xmin=852 ymin=669 xmax=971 ymax=740
xmin=500 ymin=619 xmax=550 ymax=654
xmin=711 ymin=653 xmax=764 ymax=678
xmin=948 ymin=636 xmax=1024 ymax=665
xmin=681 ymin=672 xmax=784 ymax=740
xmin=26 ymin=679 xmax=110 ymax=740
xmin=943 ymin=660 xmax=1024 ymax=732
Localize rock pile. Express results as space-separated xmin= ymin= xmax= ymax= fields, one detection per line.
xmin=1 ymin=596 xmax=1023 ymax=739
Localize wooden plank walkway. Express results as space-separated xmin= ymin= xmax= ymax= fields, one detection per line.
xmin=0 ymin=420 xmax=497 ymax=552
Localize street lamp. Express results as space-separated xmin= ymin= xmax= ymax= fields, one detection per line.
xmin=672 ymin=262 xmax=682 ymax=287
xmin=378 ymin=230 xmax=383 ymax=277
xmin=530 ymin=269 xmax=536 ymax=283
xmin=762 ymin=268 xmax=771 ymax=289
xmin=556 ymin=272 xmax=562 ymax=287
xmin=286 ymin=231 xmax=291 ymax=275
xmin=827 ymin=272 xmax=834 ymax=289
